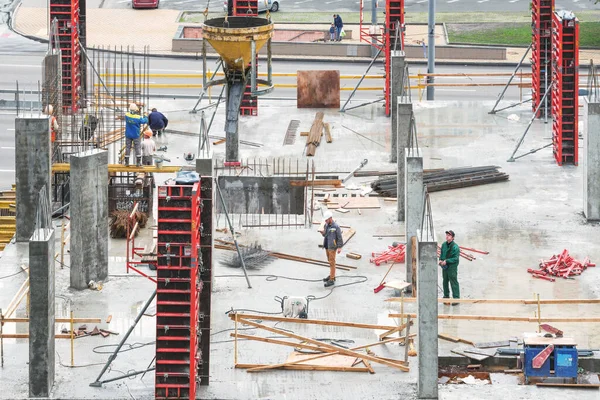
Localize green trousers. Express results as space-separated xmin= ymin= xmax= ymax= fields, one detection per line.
xmin=442 ymin=265 xmax=460 ymax=299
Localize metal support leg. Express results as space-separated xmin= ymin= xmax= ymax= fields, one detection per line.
xmin=191 ymin=61 xmax=222 ymax=114
xmin=507 ymin=84 xmax=553 ymax=162
xmin=251 ymin=40 xmax=257 ymax=94
xmin=89 ymin=290 xmax=157 ymax=387
xmin=340 ymin=46 xmax=383 ymax=112
xmin=490 ymin=43 xmax=532 ymax=114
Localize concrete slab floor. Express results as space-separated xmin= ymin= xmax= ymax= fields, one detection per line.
xmin=0 ymin=100 xmax=599 ymax=399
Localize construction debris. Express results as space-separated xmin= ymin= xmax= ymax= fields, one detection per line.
xmin=346 ymin=252 xmax=362 ymax=260
xmin=220 ymin=243 xmax=274 ymax=270
xmin=528 ymin=250 xmax=595 ymax=281
xmin=306 ymin=112 xmax=324 ymax=156
xmin=109 ymin=209 xmax=148 ymax=239
xmin=370 ymin=166 xmax=509 ymax=196
xmin=370 ymin=243 xmax=406 ymax=266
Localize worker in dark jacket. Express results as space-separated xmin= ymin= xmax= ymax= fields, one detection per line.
xmin=333 ymin=14 xmax=344 ymax=41
xmin=439 ymin=230 xmax=460 ymax=304
xmin=148 ymin=108 xmax=168 ymax=136
xmin=124 ymin=103 xmax=148 ymax=167
xmin=319 ymin=211 xmax=344 ymax=287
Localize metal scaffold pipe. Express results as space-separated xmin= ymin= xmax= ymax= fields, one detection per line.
xmin=427 ymin=0 xmax=436 ymax=100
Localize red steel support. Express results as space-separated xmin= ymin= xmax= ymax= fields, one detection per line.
xmin=551 ymin=11 xmax=579 ymax=166
xmin=531 ymin=0 xmax=554 ymax=118
xmin=49 ymin=0 xmax=81 ymax=112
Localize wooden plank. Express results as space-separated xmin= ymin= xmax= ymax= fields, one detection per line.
xmin=503 ymin=369 xmax=522 ymax=373
xmin=285 ymin=352 xmax=357 ymax=368
xmin=438 ymin=333 xmax=460 ymax=343
xmin=290 ymin=179 xmax=342 ymax=187
xmin=342 ymin=228 xmax=356 ymax=245
xmin=326 ymin=197 xmax=380 ymax=209
xmin=451 ymin=347 xmax=490 ymax=362
xmin=523 ymin=337 xmax=576 ymax=346
xmin=346 ymin=253 xmax=362 ymax=260
xmin=464 ymin=348 xmax=497 ymax=357
xmin=536 ymin=383 xmax=600 ymax=388
xmin=385 ymin=298 xmax=600 ymax=305
xmin=474 ymin=340 xmax=510 ymax=348
xmin=300 ymin=131 xmax=309 ymax=137
xmin=235 ymin=363 xmax=370 ymax=373
xmin=335 ymin=208 xmax=350 ymax=214
xmin=324 ymin=123 xmax=333 ymax=143
xmin=229 ymin=313 xmax=401 ymax=331
xmin=384 ymin=280 xmax=411 ymax=291
xmin=388 ymin=313 xmax=600 ymax=323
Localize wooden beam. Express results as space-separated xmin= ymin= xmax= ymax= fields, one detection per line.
xmin=536 ymin=383 xmax=600 ymax=388
xmin=438 ymin=333 xmax=460 ymax=343
xmin=230 ymin=313 xmax=399 ymax=330
xmin=235 ymin=363 xmax=370 ymax=373
xmin=1 ymin=334 xmax=74 ymax=339
xmin=2 ymin=318 xmax=102 ymax=323
xmin=52 ymin=163 xmax=183 ymax=174
xmin=379 ymin=320 xmax=412 ymax=341
xmin=389 ymin=313 xmax=600 ymax=323
xmin=235 ymin=317 xmax=409 ymax=372
xmin=231 ymin=333 xmax=329 ymax=353
xmin=290 ymin=179 xmax=342 ymax=187
xmin=385 ymin=298 xmax=600 ymax=305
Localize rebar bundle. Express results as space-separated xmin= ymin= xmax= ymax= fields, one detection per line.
xmin=371 ymin=166 xmax=509 ymax=197
xmin=219 ymin=242 xmax=274 ymax=269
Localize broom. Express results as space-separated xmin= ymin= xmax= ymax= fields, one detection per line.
xmin=373 ymin=259 xmax=397 ymax=293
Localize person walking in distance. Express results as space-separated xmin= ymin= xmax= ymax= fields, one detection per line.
xmin=148 ymin=107 xmax=169 ymax=137
xmin=124 ymin=103 xmax=148 ymax=167
xmin=333 ymin=14 xmax=344 ymax=41
xmin=319 ymin=211 xmax=344 ymax=287
xmin=141 ymin=129 xmax=156 ymax=166
xmin=439 ymin=230 xmax=460 ymax=305
xmin=329 ymin=23 xmax=336 ymax=42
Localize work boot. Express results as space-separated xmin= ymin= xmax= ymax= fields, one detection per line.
xmin=322 ymin=276 xmax=332 ymax=282
xmin=451 ymin=301 xmax=460 ymax=306
xmin=136 ymin=156 xmax=142 ymax=167
xmin=324 ymin=278 xmax=335 ymax=288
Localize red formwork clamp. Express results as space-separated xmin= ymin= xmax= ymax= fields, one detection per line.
xmin=530 ymin=250 xmax=595 ymax=282
xmin=370 ymin=244 xmax=405 ymax=266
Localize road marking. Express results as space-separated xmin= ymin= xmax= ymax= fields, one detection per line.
xmin=417 ymin=0 xmax=427 ymax=3
xmin=573 ymin=0 xmax=580 ymax=2
xmin=0 ymin=169 xmax=15 ymax=172
xmin=477 ymin=0 xmax=489 ymax=3
xmin=0 ymin=64 xmax=41 ymax=68
xmin=294 ymin=0 xmax=313 ymax=4
xmin=6 ymin=129 xmax=15 ymax=131
xmin=508 ymin=0 xmax=520 ymax=3
xmin=325 ymin=0 xmax=343 ymax=3
xmin=0 ymin=147 xmax=15 ymax=150
xmin=447 ymin=0 xmax=459 ymax=3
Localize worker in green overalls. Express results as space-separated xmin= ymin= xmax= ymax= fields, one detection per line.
xmin=439 ymin=230 xmax=460 ymax=305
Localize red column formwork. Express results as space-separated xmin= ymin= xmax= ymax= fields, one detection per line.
xmin=551 ymin=12 xmax=579 ymax=166
xmin=156 ymin=184 xmax=202 ymax=399
xmin=49 ymin=0 xmax=81 ymax=112
xmin=385 ymin=1 xmax=405 ymax=117
xmin=233 ymin=1 xmax=259 ymax=116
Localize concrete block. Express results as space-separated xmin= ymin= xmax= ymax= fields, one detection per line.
xmin=70 ymin=150 xmax=109 ymax=289
xmin=583 ymin=99 xmax=600 ymax=221
xmin=405 ymin=150 xmax=424 ymax=288
xmin=397 ymin=104 xmax=413 ymax=221
xmin=417 ymin=238 xmax=439 ymax=399
xmin=196 ymin=157 xmax=214 ymax=177
xmin=390 ymin=51 xmax=406 ymax=163
xmin=29 ymin=228 xmax=55 ymax=397
xmin=15 ymin=118 xmax=51 ymax=242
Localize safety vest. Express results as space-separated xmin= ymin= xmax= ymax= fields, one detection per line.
xmin=50 ymin=116 xmax=57 ymax=142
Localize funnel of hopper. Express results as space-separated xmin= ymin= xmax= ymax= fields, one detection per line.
xmin=202 ymin=17 xmax=274 ymax=71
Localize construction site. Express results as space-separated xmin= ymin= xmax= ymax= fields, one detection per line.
xmin=1 ymin=0 xmax=600 ymax=399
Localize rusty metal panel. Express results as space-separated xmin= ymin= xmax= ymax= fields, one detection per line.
xmin=297 ymin=70 xmax=340 ymax=108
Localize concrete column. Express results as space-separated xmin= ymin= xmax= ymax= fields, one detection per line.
xmin=397 ymin=104 xmax=413 ymax=221
xmin=417 ymin=236 xmax=439 ymax=399
xmin=29 ymin=228 xmax=55 ymax=397
xmin=15 ymin=118 xmax=51 ymax=242
xmin=390 ymin=51 xmax=406 ymax=163
xmin=70 ymin=149 xmax=108 ymax=289
xmin=405 ymin=149 xmax=424 ymax=290
xmin=225 ymin=82 xmax=245 ymax=162
xmin=584 ymin=99 xmax=600 ymax=221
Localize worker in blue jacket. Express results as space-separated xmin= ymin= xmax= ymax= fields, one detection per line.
xmin=148 ymin=108 xmax=169 ymax=137
xmin=125 ymin=103 xmax=148 ymax=167
xmin=319 ymin=211 xmax=344 ymax=287
xmin=439 ymin=230 xmax=460 ymax=305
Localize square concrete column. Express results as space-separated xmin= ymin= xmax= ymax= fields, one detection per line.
xmin=390 ymin=51 xmax=406 ymax=163
xmin=70 ymin=149 xmax=109 ymax=289
xmin=397 ymin=104 xmax=413 ymax=221
xmin=583 ymin=99 xmax=600 ymax=221
xmin=416 ymin=235 xmax=439 ymax=399
xmin=405 ymin=149 xmax=424 ymax=289
xmin=15 ymin=118 xmax=51 ymax=242
xmin=29 ymin=228 xmax=55 ymax=397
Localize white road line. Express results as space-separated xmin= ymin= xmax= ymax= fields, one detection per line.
xmin=447 ymin=0 xmax=459 ymax=3
xmin=0 ymin=64 xmax=41 ymax=68
xmin=508 ymin=0 xmax=520 ymax=3
xmin=325 ymin=0 xmax=343 ymax=3
xmin=417 ymin=0 xmax=427 ymax=3
xmin=0 ymin=147 xmax=15 ymax=150
xmin=573 ymin=0 xmax=580 ymax=2
xmin=477 ymin=0 xmax=489 ymax=3
xmin=294 ymin=0 xmax=313 ymax=4
xmin=6 ymin=129 xmax=15 ymax=131
xmin=0 ymin=169 xmax=15 ymax=172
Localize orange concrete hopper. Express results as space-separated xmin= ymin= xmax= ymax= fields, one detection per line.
xmin=202 ymin=17 xmax=274 ymax=71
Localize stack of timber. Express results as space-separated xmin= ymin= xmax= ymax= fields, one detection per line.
xmin=306 ymin=112 xmax=324 ymax=156
xmin=0 ymin=185 xmax=16 ymax=250
xmin=370 ymin=166 xmax=509 ymax=196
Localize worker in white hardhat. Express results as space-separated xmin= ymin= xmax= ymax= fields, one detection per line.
xmin=44 ymin=104 xmax=59 ymax=142
xmin=318 ymin=210 xmax=344 ymax=287
xmin=124 ymin=103 xmax=148 ymax=167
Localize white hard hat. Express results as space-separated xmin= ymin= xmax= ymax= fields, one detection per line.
xmin=129 ymin=103 xmax=139 ymax=112
xmin=323 ymin=210 xmax=333 ymax=220
xmin=45 ymin=105 xmax=53 ymax=115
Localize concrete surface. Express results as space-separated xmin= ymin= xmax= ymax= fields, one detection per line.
xmin=14 ymin=116 xmax=50 ymax=242
xmin=1 ymin=100 xmax=600 ymax=400
xmin=28 ymin=228 xmax=55 ymax=398
xmin=583 ymin=99 xmax=600 ymax=221
xmin=390 ymin=51 xmax=406 ymax=163
xmin=69 ymin=150 xmax=108 ymax=290
xmin=397 ymin=102 xmax=413 ymax=221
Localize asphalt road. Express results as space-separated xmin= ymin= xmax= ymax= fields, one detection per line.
xmin=14 ymin=0 xmax=600 ymax=12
